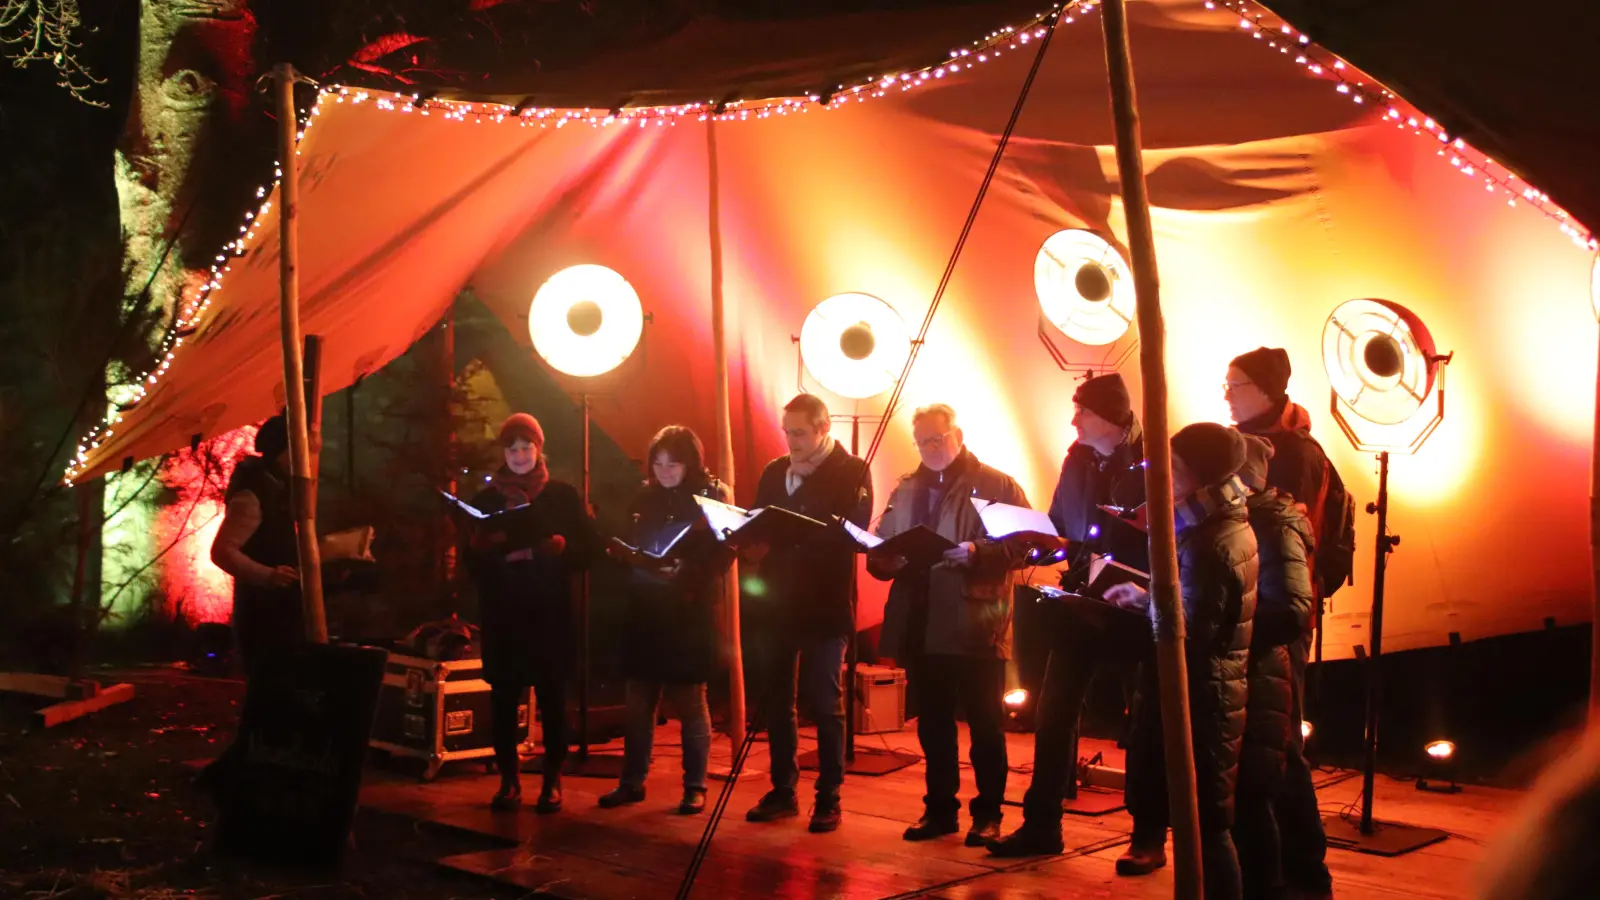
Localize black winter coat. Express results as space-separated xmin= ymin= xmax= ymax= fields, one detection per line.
xmin=1240 ymin=489 xmax=1314 ymax=783
xmin=1048 ymin=422 xmax=1148 ymax=580
xmin=1176 ymin=498 xmax=1258 ymax=831
xmin=619 ymin=478 xmax=735 ymax=685
xmin=751 ymin=445 xmax=872 ymax=641
xmin=468 ymin=480 xmax=595 ymax=687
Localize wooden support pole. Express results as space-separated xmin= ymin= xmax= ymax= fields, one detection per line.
xmin=274 ymin=63 xmax=327 ymax=644
xmin=707 ymin=118 xmax=746 ymax=749
xmin=1591 ymin=320 xmax=1600 ymax=720
xmin=1098 ymin=2 xmax=1203 ymax=897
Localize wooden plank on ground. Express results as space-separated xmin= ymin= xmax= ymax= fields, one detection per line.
xmin=36 ymin=682 xmax=134 ymax=728
xmin=0 ymin=673 xmax=75 ymax=699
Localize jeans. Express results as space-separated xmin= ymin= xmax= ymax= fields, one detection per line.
xmin=909 ymin=654 xmax=1008 ymax=822
xmin=1022 ymin=602 xmax=1148 ymax=825
xmin=491 ymin=674 xmax=567 ymax=779
xmin=764 ymin=635 xmax=848 ymax=798
xmin=1279 ymin=637 xmax=1332 ymax=892
xmin=622 ymin=679 xmax=711 ymax=791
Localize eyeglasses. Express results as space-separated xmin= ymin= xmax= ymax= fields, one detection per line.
xmin=914 ymin=432 xmax=953 ymax=451
xmin=1223 ymin=379 xmax=1254 ymax=395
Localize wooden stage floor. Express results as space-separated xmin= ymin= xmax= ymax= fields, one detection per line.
xmin=360 ymin=726 xmax=1519 ymax=899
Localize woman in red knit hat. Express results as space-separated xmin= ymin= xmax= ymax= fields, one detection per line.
xmin=468 ymin=412 xmax=594 ymax=813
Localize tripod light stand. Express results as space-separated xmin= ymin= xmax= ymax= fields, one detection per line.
xmin=1320 ymin=298 xmax=1453 ymax=856
xmin=526 ymin=263 xmax=645 ymax=778
xmin=793 ymin=292 xmax=920 ymax=775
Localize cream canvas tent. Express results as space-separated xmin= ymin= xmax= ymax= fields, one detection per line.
xmin=67 ymin=0 xmax=1599 ymax=659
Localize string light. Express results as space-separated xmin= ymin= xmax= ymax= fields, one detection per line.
xmin=63 ymin=2 xmax=1095 ymax=483
xmin=1208 ymin=0 xmax=1595 ymax=253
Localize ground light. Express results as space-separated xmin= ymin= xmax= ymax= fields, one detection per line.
xmin=1418 ymin=739 xmax=1462 ymax=794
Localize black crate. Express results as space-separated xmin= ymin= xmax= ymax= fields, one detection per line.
xmin=370 ymin=653 xmax=529 ymax=780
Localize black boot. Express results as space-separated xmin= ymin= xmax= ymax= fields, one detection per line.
xmin=965 ymin=816 xmax=1002 ymax=848
xmin=598 ymin=784 xmax=646 ymax=808
xmin=678 ymin=788 xmax=708 ymax=815
xmin=808 ymin=793 xmax=842 ymax=833
xmin=490 ymin=778 xmax=522 ymax=811
xmin=987 ymin=821 xmax=1065 ymax=857
xmin=745 ymin=789 xmax=800 ymax=822
xmin=1114 ymin=841 xmax=1167 ymax=876
xmin=536 ymin=774 xmax=563 ymax=814
xmin=903 ymin=814 xmax=960 ymax=841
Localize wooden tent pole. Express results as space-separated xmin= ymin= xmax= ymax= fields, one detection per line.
xmin=274 ymin=63 xmax=327 ymax=644
xmin=1098 ymin=2 xmax=1202 ymax=896
xmin=1591 ymin=320 xmax=1600 ymax=720
xmin=707 ymin=118 xmax=746 ymax=749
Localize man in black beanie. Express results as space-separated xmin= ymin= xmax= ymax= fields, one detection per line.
xmin=1226 ymin=348 xmax=1337 ymax=899
xmin=991 ymin=372 xmax=1152 ymax=857
xmin=1103 ymin=422 xmax=1257 ymax=899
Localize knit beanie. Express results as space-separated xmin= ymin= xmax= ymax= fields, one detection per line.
xmin=1237 ymin=433 xmax=1275 ymax=493
xmin=1172 ymin=422 xmax=1247 ymax=488
xmin=1230 ymin=347 xmax=1293 ymax=401
xmin=1072 ymin=372 xmax=1134 ymax=427
xmin=498 ymin=412 xmax=545 ymax=449
xmin=254 ymin=415 xmax=289 ymax=459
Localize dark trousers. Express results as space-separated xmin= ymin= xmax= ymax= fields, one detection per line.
xmin=1125 ymin=663 xmax=1244 ymax=900
xmin=765 ymin=635 xmax=848 ymax=798
xmin=490 ymin=674 xmax=568 ymax=779
xmin=909 ymin=654 xmax=1008 ymax=821
xmin=233 ymin=586 xmax=305 ymax=680
xmin=1279 ymin=638 xmax=1332 ymax=892
xmin=1234 ymin=746 xmax=1285 ymax=900
xmin=1021 ymin=600 xmax=1148 ymax=826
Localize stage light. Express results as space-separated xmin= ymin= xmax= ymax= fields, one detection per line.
xmin=1591 ymin=253 xmax=1598 ymax=320
xmin=798 ymin=293 xmax=911 ymax=399
xmin=1301 ymin=720 xmax=1314 ymax=741
xmin=1321 ymin=298 xmax=1441 ymax=427
xmin=1034 ymin=229 xmax=1135 ymax=346
xmin=527 ymin=264 xmax=644 ymax=378
xmin=1004 ymin=688 xmax=1029 ymax=708
xmin=1418 ymin=739 xmax=1461 ymax=794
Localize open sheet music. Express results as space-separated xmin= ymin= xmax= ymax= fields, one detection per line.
xmin=841 ymin=519 xmax=956 ymax=570
xmin=1086 ymin=553 xmax=1151 ymax=597
xmin=692 ymin=495 xmax=832 ymax=548
xmin=440 ymin=489 xmax=548 ymax=541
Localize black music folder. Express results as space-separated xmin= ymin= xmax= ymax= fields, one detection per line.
xmin=840 ymin=519 xmax=957 ymax=570
xmin=1084 ymin=554 xmax=1151 ymax=598
xmin=440 ymin=490 xmax=550 ymax=543
xmin=693 ymin=495 xmax=832 ymax=548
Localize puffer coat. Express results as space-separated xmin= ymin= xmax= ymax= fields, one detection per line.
xmin=1177 ymin=498 xmax=1258 ymax=831
xmin=1240 ymin=488 xmax=1314 ymax=786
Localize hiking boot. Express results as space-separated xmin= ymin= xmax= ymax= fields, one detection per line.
xmin=535 ymin=775 xmax=563 ymax=814
xmin=745 ymin=789 xmax=800 ymax=822
xmin=965 ymin=816 xmax=1002 ymax=848
xmin=678 ymin=788 xmax=708 ymax=815
xmin=489 ymin=780 xmax=522 ymax=811
xmin=808 ymin=794 xmax=842 ymax=833
xmin=1115 ymin=842 xmax=1168 ymax=876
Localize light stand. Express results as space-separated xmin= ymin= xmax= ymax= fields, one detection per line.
xmin=1319 ymin=298 xmax=1452 ymax=856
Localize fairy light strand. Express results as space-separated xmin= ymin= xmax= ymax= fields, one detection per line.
xmin=64 ymin=3 xmax=1093 ymax=483
xmin=1208 ymin=0 xmax=1595 ymax=252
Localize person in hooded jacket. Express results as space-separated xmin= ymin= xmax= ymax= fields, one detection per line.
xmin=1104 ymin=422 xmax=1257 ymax=900
xmin=468 ymin=413 xmax=595 ymax=815
xmin=871 ymin=403 xmax=1030 ymax=848
xmin=1227 ymin=347 xmax=1334 ymax=899
xmin=1234 ymin=434 xmax=1318 ymax=900
xmin=599 ymin=426 xmax=733 ymax=816
xmin=991 ymin=372 xmax=1151 ymax=858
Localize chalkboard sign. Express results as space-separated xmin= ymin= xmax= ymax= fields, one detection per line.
xmin=214 ymin=642 xmax=388 ymax=869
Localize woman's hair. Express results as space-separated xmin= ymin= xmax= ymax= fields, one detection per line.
xmin=646 ymin=425 xmax=708 ymax=484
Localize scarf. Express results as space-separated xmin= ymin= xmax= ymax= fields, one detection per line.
xmin=1242 ymin=397 xmax=1313 ymax=438
xmin=491 ymin=458 xmax=550 ymax=507
xmin=1175 ymin=474 xmax=1248 ymax=533
xmin=785 ymin=435 xmax=836 ymax=495
xmin=911 ymin=447 xmax=977 ymax=527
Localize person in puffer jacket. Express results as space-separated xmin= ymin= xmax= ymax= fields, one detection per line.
xmin=1105 ymin=422 xmax=1257 ymax=900
xmin=1234 ymin=435 xmax=1317 ymax=900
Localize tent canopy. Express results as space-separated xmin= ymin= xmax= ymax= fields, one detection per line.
xmin=71 ymin=0 xmax=1597 ymax=655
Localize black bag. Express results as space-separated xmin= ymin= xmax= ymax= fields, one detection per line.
xmin=1313 ymin=453 xmax=1357 ymax=599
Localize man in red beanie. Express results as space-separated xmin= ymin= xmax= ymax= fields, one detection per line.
xmin=1104 ymin=422 xmax=1257 ymax=899
xmin=1226 ymin=348 xmax=1340 ymax=900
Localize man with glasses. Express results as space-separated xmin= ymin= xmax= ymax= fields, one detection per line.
xmin=871 ymin=403 xmax=1030 ymax=847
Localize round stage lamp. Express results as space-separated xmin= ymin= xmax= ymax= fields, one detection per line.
xmin=527 ymin=264 xmax=644 ymax=377
xmin=1034 ymin=229 xmax=1135 ymax=346
xmin=1320 ymin=299 xmax=1440 ymax=426
xmin=798 ymin=293 xmax=911 ymax=399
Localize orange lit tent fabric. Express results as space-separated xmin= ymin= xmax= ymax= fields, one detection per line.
xmin=74 ymin=0 xmax=1597 ymax=656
